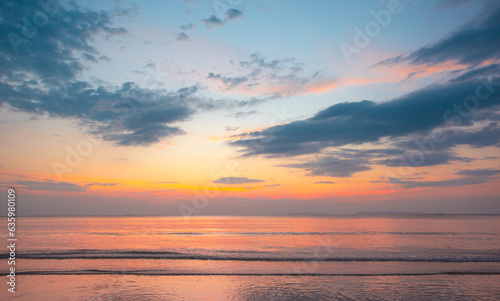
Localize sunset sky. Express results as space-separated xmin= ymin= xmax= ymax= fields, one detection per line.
xmin=1 ymin=0 xmax=499 ymax=215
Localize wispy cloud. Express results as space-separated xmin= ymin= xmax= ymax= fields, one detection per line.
xmin=180 ymin=23 xmax=198 ymax=31
xmin=226 ymin=110 xmax=260 ymax=118
xmin=13 ymin=180 xmax=87 ymax=192
xmin=199 ymin=8 xmax=244 ymax=29
xmin=393 ymin=168 xmax=500 ymax=188
xmin=199 ymin=15 xmax=224 ymax=29
xmin=213 ymin=177 xmax=265 ymax=184
xmin=206 ymin=53 xmax=337 ymax=97
xmin=176 ymin=32 xmax=190 ymax=41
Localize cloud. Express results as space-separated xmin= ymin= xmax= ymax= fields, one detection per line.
xmin=282 ymin=156 xmax=371 ymax=178
xmin=213 ymin=177 xmax=265 ymax=184
xmin=450 ymin=64 xmax=500 ymax=83
xmin=224 ymin=8 xmax=243 ymax=21
xmin=399 ymin=177 xmax=491 ymax=188
xmin=99 ymin=55 xmax=111 ymax=62
xmin=456 ymin=169 xmax=500 ymax=177
xmin=264 ymin=184 xmax=281 ymax=187
xmin=229 ymin=75 xmax=500 ymax=157
xmin=207 ymin=53 xmax=336 ymax=96
xmin=2 ymin=81 xmax=198 ymax=146
xmin=176 ymin=32 xmax=190 ymax=41
xmin=0 ymin=1 xmax=201 ymax=147
xmin=0 ymin=0 xmax=128 ymax=84
xmin=207 ymin=72 xmax=247 ymax=89
xmin=13 ymin=180 xmax=87 ymax=192
xmin=180 ymin=23 xmax=198 ymax=30
xmin=226 ymin=110 xmax=260 ymax=118
xmin=377 ymin=151 xmax=472 ymax=167
xmin=315 ymin=181 xmax=336 ymax=184
xmin=228 ymin=49 xmax=500 ymax=178
xmin=199 ymin=8 xmax=243 ymax=29
xmin=391 ymin=123 xmax=500 ymax=164
xmin=376 ymin=2 xmax=500 ymax=67
xmin=391 ymin=168 xmax=500 ymax=188
xmin=84 ymin=182 xmax=118 ymax=187
xmin=199 ymin=15 xmax=224 ymax=29
xmin=225 ymin=126 xmax=240 ymax=132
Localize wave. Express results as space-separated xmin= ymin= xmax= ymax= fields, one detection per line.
xmin=32 ymin=231 xmax=498 ymax=236
xmin=1 ymin=250 xmax=499 ymax=262
xmin=13 ymin=270 xmax=500 ymax=276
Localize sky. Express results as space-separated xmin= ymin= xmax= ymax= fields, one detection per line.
xmin=0 ymin=0 xmax=499 ymax=216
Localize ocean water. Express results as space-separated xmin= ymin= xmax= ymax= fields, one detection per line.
xmin=1 ymin=215 xmax=500 ymax=300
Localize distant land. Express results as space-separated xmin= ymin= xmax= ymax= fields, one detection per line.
xmin=288 ymin=210 xmax=430 ymax=216
xmin=354 ymin=210 xmax=429 ymax=215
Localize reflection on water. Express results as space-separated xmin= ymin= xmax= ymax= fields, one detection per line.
xmin=1 ymin=216 xmax=499 ymax=300
xmin=10 ymin=275 xmax=500 ymax=301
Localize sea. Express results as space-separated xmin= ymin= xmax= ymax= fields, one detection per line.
xmin=1 ymin=215 xmax=500 ymax=300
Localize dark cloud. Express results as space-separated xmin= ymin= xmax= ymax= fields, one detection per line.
xmin=282 ymin=156 xmax=371 ymax=178
xmin=14 ymin=180 xmax=87 ymax=192
xmin=376 ymin=2 xmax=500 ymax=66
xmin=213 ymin=177 xmax=265 ymax=184
xmin=0 ymin=0 xmax=128 ymax=84
xmin=224 ymin=8 xmax=243 ymax=21
xmin=377 ymin=151 xmax=472 ymax=167
xmin=393 ymin=123 xmax=500 ymax=160
xmin=456 ymin=169 xmax=500 ymax=177
xmin=229 ymin=76 xmax=500 ymax=157
xmin=450 ymin=64 xmax=500 ymax=83
xmin=0 ymin=1 xmax=198 ymax=147
xmin=1 ymin=81 xmax=197 ymax=146
xmin=436 ymin=122 xmax=500 ymax=148
xmin=315 ymin=181 xmax=335 ymax=184
xmin=399 ymin=177 xmax=492 ymax=188
xmin=391 ymin=168 xmax=500 ymax=188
